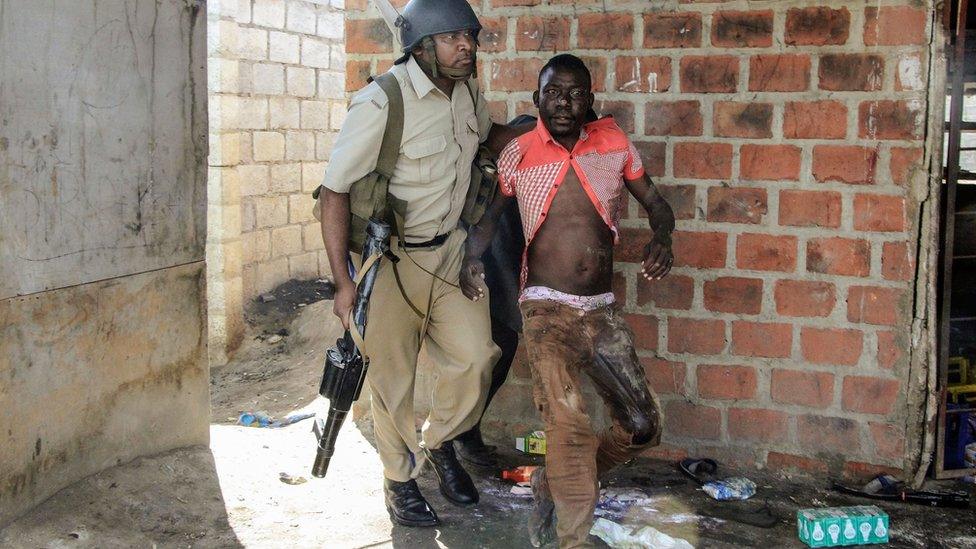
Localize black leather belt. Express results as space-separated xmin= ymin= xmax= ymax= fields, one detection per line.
xmin=403 ymin=232 xmax=450 ymax=248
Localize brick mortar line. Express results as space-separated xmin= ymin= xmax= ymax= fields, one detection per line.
xmin=624 ymin=305 xmax=907 ymax=337
xmin=655 ymin=390 xmax=902 ymax=422
xmin=636 ymin=349 xmax=902 ymax=382
xmin=615 ymin=271 xmax=910 ymax=300
xmin=619 ymin=178 xmax=913 ymax=193
xmin=466 ymin=47 xmax=928 ymax=57
xmin=477 ymin=88 xmax=929 ymax=100
xmin=637 ymin=301 xmax=852 ymax=330
xmin=620 ymin=224 xmax=912 ymax=242
xmin=348 ymin=3 xmax=923 ymax=20
xmin=640 ymin=344 xmax=898 ymax=374
xmin=619 ymin=218 xmax=913 ymax=238
xmin=627 ymin=313 xmax=909 ymax=342
xmin=654 ymin=397 xmax=897 ymax=433
xmin=617 ymin=261 xmax=912 ymax=285
xmin=625 ymin=308 xmax=837 ymax=331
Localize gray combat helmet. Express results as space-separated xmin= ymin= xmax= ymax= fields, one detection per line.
xmin=397 ymin=0 xmax=482 ymax=53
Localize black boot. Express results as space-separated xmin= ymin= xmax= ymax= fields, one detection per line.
xmin=424 ymin=444 xmax=479 ymax=505
xmin=383 ymin=478 xmax=440 ymax=527
xmin=453 ymin=426 xmax=498 ymax=467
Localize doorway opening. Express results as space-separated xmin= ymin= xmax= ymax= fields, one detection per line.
xmin=935 ymin=0 xmax=976 ymax=479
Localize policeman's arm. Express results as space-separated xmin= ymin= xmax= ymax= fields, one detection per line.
xmin=320 ymin=189 xmax=352 ymax=289
xmin=460 ymin=192 xmax=512 ymax=301
xmin=317 ymin=85 xmax=388 ymax=327
xmin=624 ymin=173 xmax=675 ymax=280
xmin=319 ymin=191 xmax=355 ymax=329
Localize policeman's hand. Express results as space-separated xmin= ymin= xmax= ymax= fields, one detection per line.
xmin=333 ymin=280 xmax=356 ymax=330
xmin=460 ymin=257 xmax=486 ymax=301
xmin=641 ymin=240 xmax=673 ymax=281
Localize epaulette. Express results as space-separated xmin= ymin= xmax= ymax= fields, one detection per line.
xmin=351 ymin=82 xmax=390 ymax=110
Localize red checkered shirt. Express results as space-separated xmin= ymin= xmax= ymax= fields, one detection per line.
xmin=497 ymin=117 xmax=645 ymax=288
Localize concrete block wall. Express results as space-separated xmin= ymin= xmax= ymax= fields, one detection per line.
xmin=208 ymin=0 xmax=345 ymax=362
xmin=1 ymin=0 xmax=209 ymax=525
xmin=345 ymin=0 xmax=938 ymax=477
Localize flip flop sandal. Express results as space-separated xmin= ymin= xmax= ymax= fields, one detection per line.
xmin=678 ymin=458 xmax=718 ymax=485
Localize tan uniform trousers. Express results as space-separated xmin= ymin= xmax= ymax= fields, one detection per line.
xmin=362 ymin=228 xmax=500 ymax=482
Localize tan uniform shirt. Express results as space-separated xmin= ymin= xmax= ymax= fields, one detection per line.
xmin=321 ymin=56 xmax=492 ymax=243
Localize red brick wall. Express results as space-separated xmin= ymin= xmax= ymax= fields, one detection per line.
xmin=343 ymin=1 xmax=934 ymax=477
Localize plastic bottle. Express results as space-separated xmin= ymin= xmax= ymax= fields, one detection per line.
xmin=501 ymin=466 xmax=539 ymax=484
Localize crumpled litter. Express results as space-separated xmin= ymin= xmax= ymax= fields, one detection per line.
xmin=238 ymin=411 xmax=315 ymax=428
xmin=279 ymin=472 xmax=307 ymax=485
xmin=590 ymin=517 xmax=694 ymax=549
xmin=597 ymin=488 xmax=653 ymax=514
xmin=702 ymin=477 xmax=756 ymax=501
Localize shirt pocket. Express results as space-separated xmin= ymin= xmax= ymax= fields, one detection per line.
xmin=401 ymin=134 xmax=447 ymax=184
xmin=458 ymin=113 xmax=481 ymax=165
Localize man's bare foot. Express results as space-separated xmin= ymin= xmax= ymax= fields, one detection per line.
xmin=528 ymin=467 xmax=556 ymax=547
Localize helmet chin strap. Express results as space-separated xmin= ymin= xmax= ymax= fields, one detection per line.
xmin=418 ymin=36 xmax=475 ymax=81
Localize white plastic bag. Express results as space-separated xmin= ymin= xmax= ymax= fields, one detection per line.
xmin=590 ymin=517 xmax=695 ymax=549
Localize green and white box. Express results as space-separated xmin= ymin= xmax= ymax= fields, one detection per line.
xmin=515 ymin=430 xmax=546 ymax=455
xmin=797 ymin=506 xmax=889 ymax=547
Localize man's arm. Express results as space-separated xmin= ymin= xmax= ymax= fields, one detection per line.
xmin=624 ymin=174 xmax=675 ymax=280
xmin=320 ymin=190 xmax=355 ymax=329
xmin=460 ymin=192 xmax=513 ymax=301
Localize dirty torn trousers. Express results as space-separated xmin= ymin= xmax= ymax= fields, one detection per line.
xmin=520 ymin=299 xmax=663 ymax=549
xmin=361 ymin=229 xmax=499 ymax=482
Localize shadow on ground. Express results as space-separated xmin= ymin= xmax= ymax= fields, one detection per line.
xmin=0 ymin=448 xmax=242 ymax=549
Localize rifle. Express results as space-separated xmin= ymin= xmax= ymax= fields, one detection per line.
xmin=312 ymin=218 xmax=392 ymax=478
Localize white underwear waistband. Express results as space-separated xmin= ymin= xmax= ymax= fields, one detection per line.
xmin=518 ymin=286 xmax=616 ymax=311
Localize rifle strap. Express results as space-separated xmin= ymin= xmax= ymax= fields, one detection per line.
xmin=370 ymin=74 xmax=429 ymax=319
xmin=347 ymin=250 xmax=383 ymax=360
xmin=392 ymin=261 xmax=426 ymax=318
xmin=372 ymin=73 xmax=403 ymax=180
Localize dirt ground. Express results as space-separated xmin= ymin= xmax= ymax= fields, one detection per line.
xmin=3 ymin=280 xmax=976 ymax=548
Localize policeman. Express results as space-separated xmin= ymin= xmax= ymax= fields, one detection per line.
xmin=318 ymin=0 xmax=527 ymax=528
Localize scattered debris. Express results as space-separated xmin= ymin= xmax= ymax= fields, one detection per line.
xmin=590 ymin=517 xmax=694 ymax=549
xmin=238 ymin=411 xmax=316 ymax=428
xmin=509 ymin=485 xmax=533 ymax=497
xmin=679 ymin=458 xmax=756 ymax=501
xmin=597 ymin=488 xmax=653 ymax=515
xmin=279 ymin=472 xmax=307 ymax=485
xmin=797 ymin=506 xmax=888 ymax=547
xmin=501 ymin=466 xmax=538 ymax=484
xmin=703 ymin=477 xmax=757 ymax=501
xmin=267 ymin=334 xmax=283 ymax=344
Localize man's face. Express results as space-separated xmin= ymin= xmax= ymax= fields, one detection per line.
xmin=427 ymin=29 xmax=478 ymax=72
xmin=534 ymin=67 xmax=594 ymax=138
